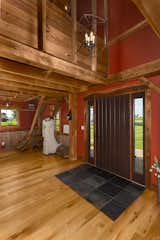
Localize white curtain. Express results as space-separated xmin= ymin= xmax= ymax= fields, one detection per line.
xmin=42 ymin=118 xmax=60 ymax=155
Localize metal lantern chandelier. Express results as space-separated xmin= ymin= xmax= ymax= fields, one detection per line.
xmin=84 ymin=31 xmax=96 ymax=49
xmin=79 ymin=14 xmax=107 ymax=50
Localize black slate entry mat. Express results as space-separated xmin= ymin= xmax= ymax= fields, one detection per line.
xmin=56 ymin=164 xmax=145 ymax=220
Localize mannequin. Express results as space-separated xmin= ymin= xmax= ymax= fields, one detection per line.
xmin=42 ymin=117 xmax=60 ymax=155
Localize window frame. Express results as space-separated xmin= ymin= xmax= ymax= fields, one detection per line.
xmin=0 ymin=106 xmax=20 ymax=129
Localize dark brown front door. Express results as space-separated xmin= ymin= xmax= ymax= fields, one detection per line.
xmin=86 ymin=91 xmax=146 ymax=185
xmin=95 ymin=94 xmax=130 ymax=179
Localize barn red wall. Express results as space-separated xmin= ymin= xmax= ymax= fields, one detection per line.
xmin=77 ymin=0 xmax=160 ymax=186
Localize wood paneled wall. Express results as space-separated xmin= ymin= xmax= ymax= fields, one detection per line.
xmin=0 ymin=130 xmax=28 ymax=150
xmin=0 ymin=0 xmax=38 ymax=48
xmin=0 ymin=0 xmax=107 ymax=74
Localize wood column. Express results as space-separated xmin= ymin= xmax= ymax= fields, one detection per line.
xmin=69 ymin=93 xmax=78 ymax=160
xmin=71 ymin=0 xmax=77 ymax=63
xmin=37 ymin=0 xmax=46 ymax=51
xmin=145 ymin=89 xmax=151 ymax=187
xmin=91 ymin=0 xmax=97 ymax=71
xmin=104 ymin=0 xmax=109 ymax=75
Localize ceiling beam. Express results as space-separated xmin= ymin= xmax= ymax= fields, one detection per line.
xmin=0 ymin=58 xmax=90 ymax=89
xmin=107 ymin=58 xmax=160 ymax=85
xmin=0 ymin=90 xmax=32 ymax=99
xmin=0 ymin=71 xmax=77 ymax=93
xmin=0 ymin=80 xmax=67 ymax=97
xmin=0 ymin=35 xmax=106 ymax=84
xmin=23 ymin=96 xmax=40 ymax=102
xmin=131 ymin=0 xmax=160 ymax=39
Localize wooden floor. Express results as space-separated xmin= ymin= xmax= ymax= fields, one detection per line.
xmin=0 ymin=151 xmax=159 ymax=240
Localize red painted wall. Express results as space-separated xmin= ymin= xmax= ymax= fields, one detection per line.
xmin=77 ymin=0 xmax=160 ymax=186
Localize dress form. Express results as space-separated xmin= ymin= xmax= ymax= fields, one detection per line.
xmin=42 ymin=118 xmax=60 ymax=155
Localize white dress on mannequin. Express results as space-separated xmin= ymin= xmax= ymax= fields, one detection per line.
xmin=42 ymin=118 xmax=60 ymax=155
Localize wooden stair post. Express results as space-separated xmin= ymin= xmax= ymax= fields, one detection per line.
xmin=17 ymin=96 xmax=46 ymax=151
xmin=28 ymin=95 xmax=45 ymax=137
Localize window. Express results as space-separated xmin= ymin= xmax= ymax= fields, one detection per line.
xmin=54 ymin=111 xmax=60 ymax=133
xmin=89 ymin=105 xmax=94 ymax=159
xmin=0 ymin=109 xmax=19 ymax=127
xmin=133 ymin=95 xmax=144 ymax=175
xmin=87 ymin=99 xmax=95 ymax=164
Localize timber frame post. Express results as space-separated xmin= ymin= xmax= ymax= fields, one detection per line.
xmin=69 ymin=93 xmax=78 ymax=160
xmin=37 ymin=0 xmax=46 ymax=51
xmin=71 ymin=0 xmax=77 ymax=63
xmin=91 ymin=0 xmax=97 ymax=71
xmin=145 ymin=88 xmax=152 ymax=187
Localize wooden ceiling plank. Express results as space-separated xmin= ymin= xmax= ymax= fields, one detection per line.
xmin=0 ymin=71 xmax=77 ymax=93
xmin=0 ymin=81 xmax=67 ymax=97
xmin=0 ymin=35 xmax=106 ymax=84
xmin=0 ymin=58 xmax=90 ymax=88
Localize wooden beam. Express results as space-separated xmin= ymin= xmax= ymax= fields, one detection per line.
xmin=0 ymin=58 xmax=90 ymax=89
xmin=71 ymin=0 xmax=77 ymax=63
xmin=0 ymin=78 xmax=68 ymax=95
xmin=0 ymin=90 xmax=32 ymax=100
xmin=69 ymin=93 xmax=77 ymax=160
xmin=108 ymin=20 xmax=148 ymax=47
xmin=0 ymin=71 xmax=77 ymax=93
xmin=139 ymin=77 xmax=160 ymax=94
xmin=107 ymin=58 xmax=160 ymax=85
xmin=37 ymin=0 xmax=46 ymax=51
xmin=131 ymin=0 xmax=160 ymax=39
xmin=0 ymin=35 xmax=106 ymax=84
xmin=0 ymin=81 xmax=67 ymax=97
xmin=24 ymin=96 xmax=40 ymax=103
xmin=91 ymin=0 xmax=97 ymax=72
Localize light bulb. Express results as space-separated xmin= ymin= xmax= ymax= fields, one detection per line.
xmin=92 ymin=35 xmax=95 ymax=43
xmin=64 ymin=5 xmax=68 ymax=11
